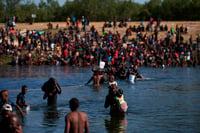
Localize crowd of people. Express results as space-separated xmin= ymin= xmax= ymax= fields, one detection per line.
xmin=0 ymin=75 xmax=128 ymax=133
xmin=1 ymin=17 xmax=199 ymax=86
xmin=0 ymin=17 xmax=200 ymax=132
xmin=0 ymin=88 xmax=26 ymax=133
xmin=0 ymin=17 xmax=199 ymax=68
xmin=0 ymin=78 xmax=88 ymax=133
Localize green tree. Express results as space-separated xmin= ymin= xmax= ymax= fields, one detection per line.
xmin=138 ymin=8 xmax=151 ymax=20
xmin=144 ymin=0 xmax=162 ymax=19
xmin=2 ymin=0 xmax=21 ymax=15
xmin=0 ymin=1 xmax=5 ymax=22
xmin=37 ymin=0 xmax=49 ymax=22
xmin=15 ymin=3 xmax=37 ymax=22
xmin=0 ymin=0 xmax=199 ymax=22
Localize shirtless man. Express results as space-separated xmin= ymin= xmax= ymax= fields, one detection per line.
xmin=85 ymin=69 xmax=104 ymax=86
xmin=64 ymin=98 xmax=89 ymax=133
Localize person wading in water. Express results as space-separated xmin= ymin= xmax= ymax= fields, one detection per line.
xmin=42 ymin=77 xmax=61 ymax=106
xmin=64 ymin=98 xmax=89 ymax=133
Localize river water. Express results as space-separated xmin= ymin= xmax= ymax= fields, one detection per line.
xmin=0 ymin=66 xmax=200 ymax=133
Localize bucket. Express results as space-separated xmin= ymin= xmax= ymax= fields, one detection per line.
xmin=99 ymin=61 xmax=105 ymax=69
xmin=25 ymin=105 xmax=30 ymax=113
xmin=129 ymin=74 xmax=135 ymax=84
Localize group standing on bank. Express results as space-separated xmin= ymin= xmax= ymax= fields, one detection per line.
xmin=0 ymin=17 xmax=199 ymax=68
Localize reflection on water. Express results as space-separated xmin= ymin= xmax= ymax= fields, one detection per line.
xmin=42 ymin=106 xmax=60 ymax=127
xmin=105 ymin=114 xmax=128 ymax=133
xmin=0 ymin=65 xmax=73 ymax=78
xmin=93 ymin=85 xmax=101 ymax=92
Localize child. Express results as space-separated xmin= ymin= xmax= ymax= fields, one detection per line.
xmin=116 ymin=89 xmax=128 ymax=113
xmin=108 ymin=74 xmax=118 ymax=87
